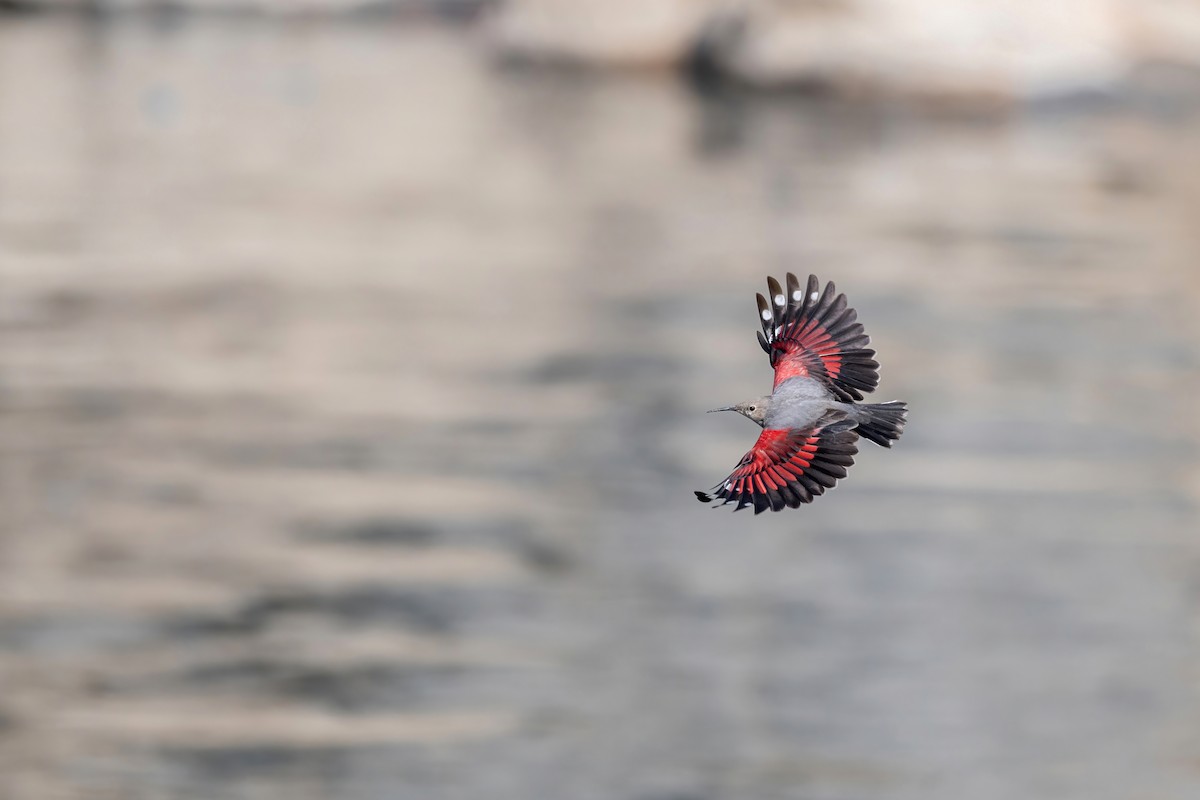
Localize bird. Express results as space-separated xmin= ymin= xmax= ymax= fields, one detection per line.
xmin=695 ymin=273 xmax=907 ymax=514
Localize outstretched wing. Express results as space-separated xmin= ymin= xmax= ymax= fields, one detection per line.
xmin=695 ymin=417 xmax=859 ymax=514
xmin=755 ymin=273 xmax=879 ymax=402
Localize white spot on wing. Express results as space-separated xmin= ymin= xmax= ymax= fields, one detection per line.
xmin=773 ymin=293 xmax=785 ymax=306
xmin=792 ymin=290 xmax=803 ymax=301
xmin=810 ymin=290 xmax=820 ymax=301
xmin=724 ymin=481 xmax=732 ymax=490
xmin=761 ymin=309 xmax=772 ymax=321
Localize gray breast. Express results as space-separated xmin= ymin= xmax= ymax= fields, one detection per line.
xmin=765 ymin=377 xmax=835 ymax=430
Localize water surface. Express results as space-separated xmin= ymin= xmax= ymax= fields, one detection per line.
xmin=1 ymin=15 xmax=1199 ymax=800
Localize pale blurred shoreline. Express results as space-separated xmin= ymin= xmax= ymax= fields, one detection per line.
xmin=8 ymin=0 xmax=1200 ymax=107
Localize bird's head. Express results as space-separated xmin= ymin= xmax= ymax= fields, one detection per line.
xmin=708 ymin=395 xmax=771 ymax=426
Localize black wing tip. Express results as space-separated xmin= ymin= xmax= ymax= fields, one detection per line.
xmin=755 ymin=293 xmax=772 ymax=337
xmin=695 ymin=488 xmax=791 ymax=514
xmin=756 ymin=330 xmax=771 ymax=354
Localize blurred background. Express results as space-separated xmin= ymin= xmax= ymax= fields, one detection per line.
xmin=2 ymin=1 xmax=1200 ymax=798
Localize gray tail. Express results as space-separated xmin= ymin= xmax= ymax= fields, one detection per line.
xmin=856 ymin=401 xmax=907 ymax=448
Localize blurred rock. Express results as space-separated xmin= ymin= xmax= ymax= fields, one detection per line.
xmin=490 ymin=0 xmax=1200 ymax=104
xmin=486 ymin=0 xmax=712 ymax=68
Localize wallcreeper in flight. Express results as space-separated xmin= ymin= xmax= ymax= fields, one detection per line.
xmin=696 ymin=274 xmax=907 ymax=513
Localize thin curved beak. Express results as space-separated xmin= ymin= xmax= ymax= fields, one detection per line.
xmin=707 ymin=406 xmax=735 ymax=413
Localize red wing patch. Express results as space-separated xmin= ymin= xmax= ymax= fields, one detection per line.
xmin=695 ymin=420 xmax=859 ymax=514
xmin=755 ymin=274 xmax=880 ymax=402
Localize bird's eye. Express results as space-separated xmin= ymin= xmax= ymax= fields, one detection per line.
xmin=748 ymin=405 xmax=756 ymax=411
